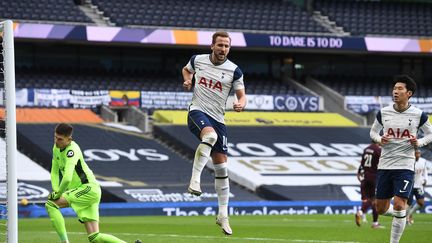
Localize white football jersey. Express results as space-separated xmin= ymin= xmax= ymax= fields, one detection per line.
xmin=370 ymin=104 xmax=432 ymax=171
xmin=186 ymin=54 xmax=245 ymax=123
xmin=414 ymin=157 xmax=428 ymax=188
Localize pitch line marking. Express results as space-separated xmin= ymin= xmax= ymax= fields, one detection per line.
xmin=58 ymin=231 xmax=364 ymax=243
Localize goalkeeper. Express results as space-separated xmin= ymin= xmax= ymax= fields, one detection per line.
xmin=45 ymin=123 xmax=126 ymax=243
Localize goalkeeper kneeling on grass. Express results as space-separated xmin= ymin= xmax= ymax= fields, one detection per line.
xmin=45 ymin=123 xmax=126 ymax=243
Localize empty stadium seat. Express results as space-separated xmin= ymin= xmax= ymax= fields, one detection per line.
xmin=0 ymin=0 xmax=93 ymax=23
xmin=93 ymin=0 xmax=330 ymax=33
xmin=15 ymin=67 xmax=302 ymax=96
xmin=315 ymin=0 xmax=432 ymax=37
xmin=311 ymin=75 xmax=432 ymax=97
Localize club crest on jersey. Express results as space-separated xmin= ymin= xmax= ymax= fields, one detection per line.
xmin=386 ymin=128 xmax=411 ymax=138
xmin=67 ymin=150 xmax=74 ymax=157
xmin=199 ymin=77 xmax=222 ymax=92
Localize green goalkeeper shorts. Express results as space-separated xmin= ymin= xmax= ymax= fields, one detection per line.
xmin=63 ymin=182 xmax=101 ymax=223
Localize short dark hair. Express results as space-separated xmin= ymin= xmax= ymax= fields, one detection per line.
xmin=393 ymin=75 xmax=416 ymax=95
xmin=212 ymin=31 xmax=231 ymax=44
xmin=55 ymin=123 xmax=73 ymax=137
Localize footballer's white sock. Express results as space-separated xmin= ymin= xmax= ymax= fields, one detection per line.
xmin=407 ymin=203 xmax=420 ymax=217
xmin=390 ymin=210 xmax=406 ymax=243
xmin=190 ymin=132 xmax=217 ymax=184
xmin=214 ymin=162 xmax=229 ymax=218
xmin=383 ymin=204 xmax=394 ymax=216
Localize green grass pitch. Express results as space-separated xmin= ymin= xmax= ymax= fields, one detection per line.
xmin=15 ymin=214 xmax=432 ymax=242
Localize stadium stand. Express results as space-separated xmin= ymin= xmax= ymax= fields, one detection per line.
xmin=17 ymin=123 xmax=262 ymax=203
xmin=2 ymin=0 xmax=431 ymax=222
xmin=247 ymin=74 xmax=304 ymax=95
xmin=314 ymin=0 xmax=432 ymax=37
xmin=315 ymin=75 xmax=394 ymax=96
xmin=154 ymin=125 xmax=372 ymax=201
xmin=16 ymin=67 xmax=183 ymax=91
xmin=92 ymin=0 xmax=330 ymax=33
xmin=314 ymin=75 xmax=432 ymax=97
xmin=15 ymin=67 xmax=301 ymax=95
xmin=0 ymin=0 xmax=93 ymax=24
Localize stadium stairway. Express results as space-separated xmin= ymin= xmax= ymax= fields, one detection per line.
xmin=304 ymin=77 xmax=366 ymax=125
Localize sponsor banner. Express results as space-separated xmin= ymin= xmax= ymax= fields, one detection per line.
xmin=403 ymin=97 xmax=432 ymax=114
xmin=0 ymin=182 xmax=50 ymax=201
xmin=13 ymin=23 xmax=432 ymax=53
xmin=346 ymin=96 xmax=432 ymax=114
xmin=70 ymin=90 xmax=111 ymax=108
xmin=153 ymin=110 xmax=357 ymax=126
xmin=244 ymin=34 xmax=367 ymax=51
xmin=227 ymin=94 xmax=274 ymax=111
xmin=365 ymin=37 xmax=432 ymax=53
xmin=16 ymin=201 xmax=432 ymax=218
xmin=109 ymin=90 xmax=140 ymax=107
xmin=123 ymin=188 xmax=234 ymax=203
xmin=342 ymin=186 xmax=432 ymax=202
xmin=141 ymin=91 xmax=192 ymax=109
xmin=273 ymin=95 xmax=320 ymax=111
xmin=16 ymin=88 xmax=33 ymax=106
xmin=228 ymin=157 xmax=361 ymax=189
xmin=155 ymin=126 xmax=372 ymax=157
xmin=230 ymin=157 xmax=361 ymax=175
xmin=141 ymin=93 xmax=312 ymax=111
xmin=345 ymin=96 xmax=382 ymax=114
xmin=222 ymin=112 xmax=357 ymax=126
xmin=17 ymin=124 xmax=262 ymax=202
xmin=154 ymin=126 xmax=373 ymax=190
xmin=245 ymin=94 xmax=274 ymax=110
xmin=33 ymin=89 xmax=70 ymax=107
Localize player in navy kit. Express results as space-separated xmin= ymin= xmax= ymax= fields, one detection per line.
xmin=370 ymin=75 xmax=432 ymax=243
xmin=182 ymin=31 xmax=247 ymax=235
xmin=355 ymin=142 xmax=384 ymax=228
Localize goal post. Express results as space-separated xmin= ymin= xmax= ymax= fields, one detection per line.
xmin=1 ymin=19 xmax=17 ymax=243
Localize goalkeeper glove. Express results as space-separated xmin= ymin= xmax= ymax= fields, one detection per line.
xmin=48 ymin=191 xmax=61 ymax=200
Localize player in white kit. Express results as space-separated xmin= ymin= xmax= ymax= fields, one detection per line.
xmin=406 ymin=150 xmax=428 ymax=225
xmin=182 ymin=31 xmax=246 ymax=235
xmin=370 ymin=75 xmax=432 ymax=243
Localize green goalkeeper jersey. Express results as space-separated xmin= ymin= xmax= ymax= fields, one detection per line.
xmin=51 ymin=141 xmax=97 ymax=194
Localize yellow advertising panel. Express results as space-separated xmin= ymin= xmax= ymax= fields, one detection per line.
xmin=153 ymin=110 xmax=358 ymax=127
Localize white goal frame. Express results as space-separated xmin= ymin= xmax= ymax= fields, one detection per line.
xmin=2 ymin=19 xmax=17 ymax=243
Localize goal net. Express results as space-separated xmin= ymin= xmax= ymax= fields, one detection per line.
xmin=0 ymin=20 xmax=17 ymax=243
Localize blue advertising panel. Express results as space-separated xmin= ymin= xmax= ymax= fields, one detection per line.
xmin=244 ymin=34 xmax=368 ymax=50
